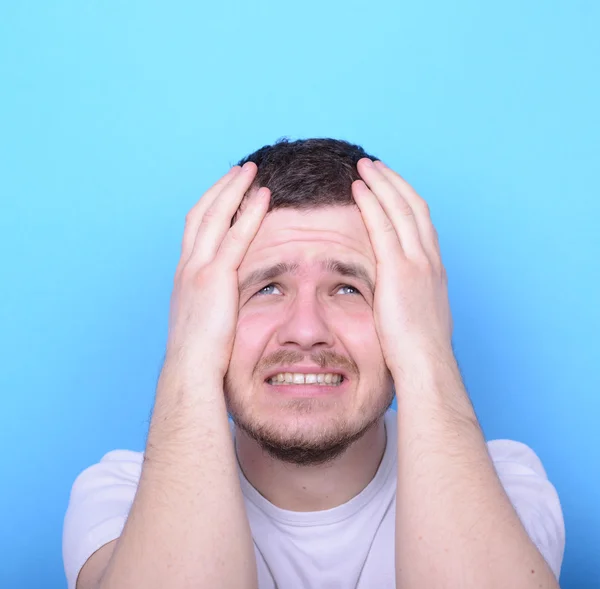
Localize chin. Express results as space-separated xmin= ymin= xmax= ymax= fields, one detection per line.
xmin=224 ymin=382 xmax=394 ymax=467
xmin=230 ymin=408 xmax=373 ymax=466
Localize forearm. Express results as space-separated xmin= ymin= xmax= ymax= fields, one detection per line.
xmin=393 ymin=349 xmax=558 ymax=589
xmin=99 ymin=370 xmax=257 ymax=589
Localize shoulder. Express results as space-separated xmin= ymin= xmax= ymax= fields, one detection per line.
xmin=486 ymin=439 xmax=565 ymax=579
xmin=63 ymin=450 xmax=143 ymax=589
xmin=70 ymin=449 xmax=144 ymax=491
xmin=66 ymin=449 xmax=144 ymax=513
xmin=487 ymin=439 xmax=549 ymax=476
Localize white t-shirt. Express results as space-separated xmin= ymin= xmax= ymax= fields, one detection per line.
xmin=63 ymin=410 xmax=565 ymax=589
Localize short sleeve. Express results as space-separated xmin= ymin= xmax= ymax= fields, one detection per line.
xmin=62 ymin=449 xmax=143 ymax=589
xmin=487 ymin=440 xmax=565 ymax=579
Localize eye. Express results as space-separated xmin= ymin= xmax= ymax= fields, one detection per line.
xmin=253 ymin=283 xmax=360 ymax=297
xmin=255 ymin=283 xmax=282 ymax=296
xmin=337 ymin=284 xmax=360 ymax=295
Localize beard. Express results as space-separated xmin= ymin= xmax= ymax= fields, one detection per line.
xmin=224 ymin=350 xmax=395 ymax=467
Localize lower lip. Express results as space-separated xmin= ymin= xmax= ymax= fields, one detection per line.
xmin=264 ymin=378 xmax=349 ymax=397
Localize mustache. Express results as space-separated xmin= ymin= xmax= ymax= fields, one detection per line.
xmin=254 ymin=349 xmax=358 ymax=376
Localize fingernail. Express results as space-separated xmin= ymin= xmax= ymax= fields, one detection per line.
xmin=374 ymin=160 xmax=386 ymax=168
xmin=242 ymin=162 xmax=255 ymax=173
xmin=362 ymin=159 xmax=374 ymax=168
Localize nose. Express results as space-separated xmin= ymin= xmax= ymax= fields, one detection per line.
xmin=276 ymin=292 xmax=334 ymax=351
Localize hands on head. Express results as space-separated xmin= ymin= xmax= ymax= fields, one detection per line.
xmin=74 ymin=150 xmax=559 ymax=589
xmin=165 ymin=162 xmax=270 ymax=380
xmin=352 ymin=158 xmax=453 ymax=373
xmin=166 ymin=156 xmax=452 ymax=391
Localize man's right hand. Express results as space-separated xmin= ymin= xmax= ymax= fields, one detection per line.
xmin=162 ymin=162 xmax=270 ymax=386
xmin=80 ymin=164 xmax=269 ymax=589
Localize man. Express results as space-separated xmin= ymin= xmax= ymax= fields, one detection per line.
xmin=63 ymin=138 xmax=565 ymax=589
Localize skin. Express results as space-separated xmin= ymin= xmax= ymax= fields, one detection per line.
xmin=77 ymin=158 xmax=560 ymax=589
xmin=227 ymin=205 xmax=394 ymax=510
xmin=228 ymin=158 xmax=560 ymax=588
xmin=83 ymin=163 xmax=270 ymax=589
xmin=352 ymin=159 xmax=559 ymax=589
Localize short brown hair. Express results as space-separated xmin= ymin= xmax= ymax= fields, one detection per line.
xmin=236 ymin=137 xmax=379 ymax=213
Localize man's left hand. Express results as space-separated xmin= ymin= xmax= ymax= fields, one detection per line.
xmin=352 ymin=158 xmax=455 ymax=376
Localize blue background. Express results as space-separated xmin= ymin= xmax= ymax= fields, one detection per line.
xmin=1 ymin=1 xmax=598 ymax=588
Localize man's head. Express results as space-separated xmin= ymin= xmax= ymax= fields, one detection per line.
xmin=225 ymin=138 xmax=395 ymax=466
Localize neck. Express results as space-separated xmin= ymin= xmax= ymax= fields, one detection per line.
xmin=234 ymin=417 xmax=387 ymax=512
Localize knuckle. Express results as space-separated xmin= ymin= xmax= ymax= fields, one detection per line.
xmin=220 ymin=227 xmax=247 ymax=257
xmin=176 ymin=263 xmax=195 ymax=286
xmin=401 ymin=252 xmax=433 ymax=276
xmin=184 ymin=210 xmax=197 ymax=227
xmin=226 ymin=227 xmax=244 ymax=245
xmin=178 ymin=262 xmax=209 ymax=288
xmin=414 ymin=254 xmax=433 ymax=272
xmin=398 ymin=201 xmax=414 ymax=218
xmin=382 ymin=217 xmax=396 ymax=233
xmin=419 ymin=200 xmax=431 ymax=216
xmin=184 ymin=204 xmax=207 ymax=228
xmin=173 ymin=264 xmax=183 ymax=285
xmin=430 ymin=260 xmax=443 ymax=278
xmin=200 ymin=206 xmax=218 ymax=224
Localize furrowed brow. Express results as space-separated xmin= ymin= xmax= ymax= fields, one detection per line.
xmin=322 ymin=258 xmax=375 ymax=293
xmin=239 ymin=262 xmax=300 ymax=294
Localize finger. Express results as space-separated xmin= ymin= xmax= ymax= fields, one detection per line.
xmin=373 ymin=160 xmax=442 ymax=268
xmin=357 ymin=158 xmax=425 ymax=260
xmin=216 ymin=187 xmax=271 ymax=269
xmin=176 ymin=165 xmax=242 ymax=277
xmin=189 ymin=162 xmax=259 ymax=269
xmin=351 ymin=179 xmax=405 ymax=264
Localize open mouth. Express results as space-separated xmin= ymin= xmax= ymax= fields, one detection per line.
xmin=266 ymin=372 xmax=345 ymax=386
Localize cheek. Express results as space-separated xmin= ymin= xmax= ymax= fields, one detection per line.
xmin=335 ymin=307 xmax=384 ymax=366
xmin=230 ymin=310 xmax=278 ymax=370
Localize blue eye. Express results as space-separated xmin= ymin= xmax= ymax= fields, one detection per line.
xmin=338 ymin=285 xmax=360 ymax=295
xmin=254 ymin=284 xmax=359 ymax=297
xmin=256 ymin=283 xmax=281 ymax=296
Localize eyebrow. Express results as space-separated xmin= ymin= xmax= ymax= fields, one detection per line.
xmin=322 ymin=258 xmax=375 ymax=294
xmin=239 ymin=258 xmax=374 ymax=295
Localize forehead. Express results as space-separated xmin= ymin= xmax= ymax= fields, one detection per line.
xmin=241 ymin=205 xmax=375 ymax=271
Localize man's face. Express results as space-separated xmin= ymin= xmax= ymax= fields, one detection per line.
xmin=225 ymin=204 xmax=395 ymax=465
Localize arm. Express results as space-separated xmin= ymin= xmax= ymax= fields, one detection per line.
xmin=74 ymin=392 xmax=252 ymax=589
xmin=392 ymin=349 xmax=559 ymax=589
xmin=77 ymin=164 xmax=270 ymax=589
xmin=352 ymin=158 xmax=560 ymax=589
xmin=97 ymin=379 xmax=255 ymax=589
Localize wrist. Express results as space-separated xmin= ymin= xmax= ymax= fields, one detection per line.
xmin=391 ymin=345 xmax=478 ymax=422
xmin=159 ymin=350 xmax=226 ymax=394
xmin=147 ymin=381 xmax=232 ymax=467
xmin=389 ymin=341 xmax=458 ymax=387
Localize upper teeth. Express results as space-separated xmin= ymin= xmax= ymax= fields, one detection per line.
xmin=268 ymin=372 xmax=343 ymax=385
